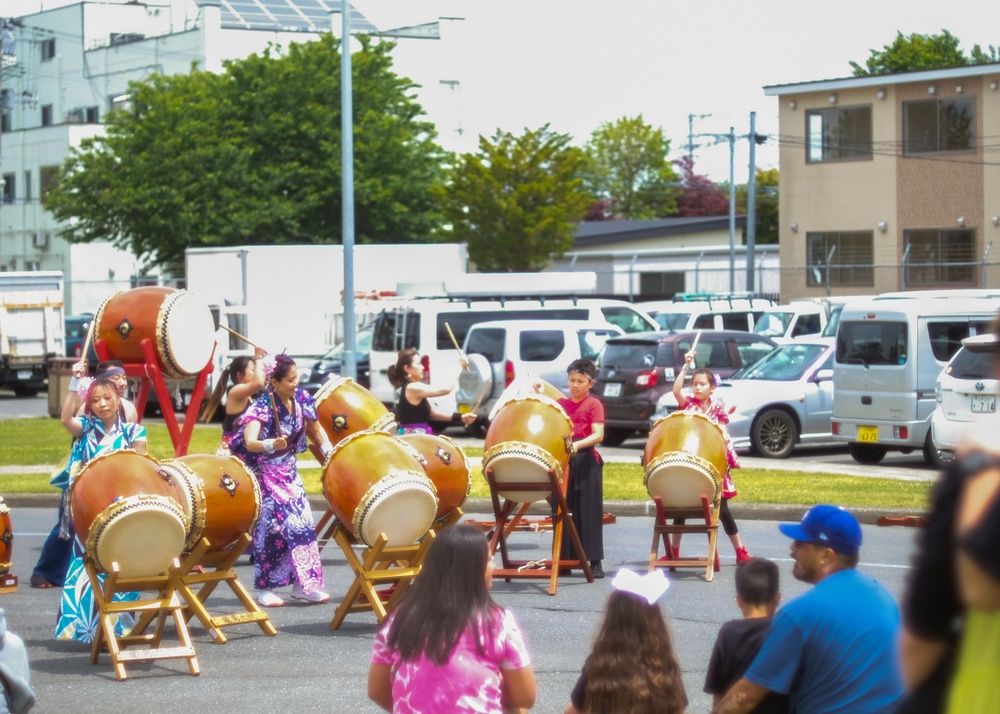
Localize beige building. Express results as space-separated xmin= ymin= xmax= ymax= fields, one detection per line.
xmin=764 ymin=62 xmax=1000 ymax=300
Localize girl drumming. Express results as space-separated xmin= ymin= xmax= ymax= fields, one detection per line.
xmin=671 ymin=347 xmax=751 ymax=563
xmin=368 ymin=524 xmax=536 ymax=714
xmin=388 ymin=348 xmax=476 ymax=434
xmin=200 ymin=347 xmax=267 ymax=455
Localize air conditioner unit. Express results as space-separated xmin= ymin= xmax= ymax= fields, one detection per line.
xmin=32 ymin=233 xmax=48 ymax=249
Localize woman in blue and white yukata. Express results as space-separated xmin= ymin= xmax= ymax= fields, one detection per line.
xmin=54 ymin=377 xmax=147 ymax=643
xmin=231 ymin=354 xmax=335 ymax=608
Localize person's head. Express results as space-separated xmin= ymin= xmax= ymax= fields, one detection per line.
xmin=85 ymin=377 xmax=121 ymax=422
xmin=96 ymin=360 xmax=128 ymax=398
xmin=229 ymin=355 xmax=256 ymax=386
xmin=384 ymin=525 xmax=497 ymax=665
xmin=567 ymin=358 xmax=596 ymax=401
xmin=387 ymin=349 xmax=421 ymax=388
xmin=269 ymin=354 xmax=298 ymax=398
xmin=779 ymin=505 xmax=862 ymax=583
xmin=689 ymin=368 xmax=717 ymax=403
xmin=735 ymin=557 xmax=781 ymax=617
xmin=583 ymin=570 xmax=686 ymax=714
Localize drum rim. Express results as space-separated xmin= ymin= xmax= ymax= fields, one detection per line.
xmin=313 ymin=375 xmax=354 ymax=404
xmin=157 ymin=459 xmax=209 ymax=551
xmin=483 ymin=440 xmax=564 ymax=481
xmin=86 ymin=494 xmax=187 ymax=576
xmin=399 ymin=432 xmax=472 ymax=518
xmin=175 ymin=453 xmax=262 ymax=551
xmin=643 ymin=450 xmax=723 ymax=499
xmin=354 ymin=471 xmax=438 ymax=546
xmin=325 ymin=428 xmax=425 ymax=465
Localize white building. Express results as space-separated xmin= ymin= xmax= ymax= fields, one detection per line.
xmin=0 ymin=0 xmax=446 ymax=313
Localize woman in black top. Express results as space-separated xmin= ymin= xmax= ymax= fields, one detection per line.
xmin=388 ymin=348 xmax=476 ymax=434
xmin=201 ymin=347 xmax=267 ymax=454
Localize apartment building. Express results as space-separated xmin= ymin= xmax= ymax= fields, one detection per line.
xmin=764 ymin=63 xmax=1000 ymax=300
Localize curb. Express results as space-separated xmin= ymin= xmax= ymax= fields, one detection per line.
xmin=0 ymin=493 xmax=926 ymax=525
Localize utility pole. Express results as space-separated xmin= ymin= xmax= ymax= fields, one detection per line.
xmin=746 ymin=111 xmax=767 ymax=293
xmin=727 ymin=127 xmax=735 ymax=293
xmin=339 ymin=3 xmax=357 ymax=380
xmin=687 ymin=113 xmax=710 ymax=164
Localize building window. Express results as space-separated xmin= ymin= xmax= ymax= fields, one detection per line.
xmin=639 ymin=271 xmax=686 ymax=298
xmin=807 ymin=231 xmax=874 ymax=287
xmin=807 ymin=106 xmax=872 ymax=162
xmin=39 ymin=165 xmax=59 ymax=201
xmin=905 ymin=229 xmax=976 ymax=286
xmin=0 ymin=112 xmax=10 ymax=133
xmin=904 ymin=98 xmax=975 ymax=154
xmin=41 ymin=38 xmax=56 ymax=61
xmin=23 ymin=170 xmax=31 ymax=202
xmin=1 ymin=173 xmax=14 ymax=203
xmin=85 ymin=106 xmax=100 ymax=123
xmin=41 ymin=104 xmax=53 ymax=126
xmin=109 ymin=93 xmax=132 ymax=115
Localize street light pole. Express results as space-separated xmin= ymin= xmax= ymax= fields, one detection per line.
xmin=340 ymin=1 xmax=357 ymax=380
xmin=728 ymin=127 xmax=735 ymax=293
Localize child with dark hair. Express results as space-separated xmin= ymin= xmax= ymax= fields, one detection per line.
xmin=200 ymin=347 xmax=267 ymax=455
xmin=368 ymin=525 xmax=536 ymax=713
xmin=704 ymin=557 xmax=787 ymax=713
xmin=671 ymin=347 xmax=750 ymax=562
xmin=565 ymin=568 xmax=686 ymax=714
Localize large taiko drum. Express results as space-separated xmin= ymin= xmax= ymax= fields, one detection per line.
xmin=70 ymin=450 xmax=187 ymax=578
xmin=399 ymin=432 xmax=471 ymax=522
xmin=157 ymin=453 xmax=261 ymax=553
xmin=314 ymin=376 xmax=397 ymax=446
xmin=643 ymin=411 xmax=727 ymax=507
xmin=322 ymin=430 xmax=437 ymax=547
xmin=482 ymin=394 xmax=573 ymax=503
xmin=0 ymin=498 xmax=12 ymax=577
xmin=488 ymin=378 xmax=565 ymax=422
xmin=94 ymin=286 xmax=216 ymax=378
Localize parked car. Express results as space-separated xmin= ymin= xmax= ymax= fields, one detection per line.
xmin=651 ymin=338 xmax=836 ymax=458
xmin=299 ymin=327 xmax=374 ymax=394
xmin=929 ymin=333 xmax=999 ymax=468
xmin=639 ymin=296 xmax=775 ymax=333
xmin=594 ymin=330 xmax=777 ymax=445
xmin=455 ymin=320 xmax=623 ymax=428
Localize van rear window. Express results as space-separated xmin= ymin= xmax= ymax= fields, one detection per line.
xmin=372 ymin=310 xmax=420 ymax=351
xmin=600 ymin=341 xmax=661 ymax=369
xmin=520 ymin=331 xmax=565 ymax=361
xmin=435 ymin=309 xmax=587 ymax=350
xmin=836 ymin=321 xmax=907 ymax=366
xmin=466 ymin=328 xmax=505 ymax=362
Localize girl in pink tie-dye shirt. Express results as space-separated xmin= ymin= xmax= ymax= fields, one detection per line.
xmin=368 ymin=526 xmax=536 ymax=714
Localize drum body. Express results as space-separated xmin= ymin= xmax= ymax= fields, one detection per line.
xmin=399 ymin=432 xmax=470 ymax=522
xmin=643 ymin=411 xmax=726 ymax=507
xmin=70 ymin=450 xmax=187 ymax=577
xmin=483 ymin=394 xmax=572 ymax=503
xmin=0 ymin=498 xmax=12 ymax=576
xmin=94 ymin=286 xmax=216 ymax=378
xmin=157 ymin=453 xmax=261 ymax=553
xmin=322 ymin=430 xmax=437 ymax=547
xmin=314 ymin=376 xmax=397 ymax=446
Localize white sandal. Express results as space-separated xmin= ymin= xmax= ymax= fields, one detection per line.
xmin=290 ymin=585 xmax=329 ymax=603
xmin=257 ymin=590 xmax=285 ymax=608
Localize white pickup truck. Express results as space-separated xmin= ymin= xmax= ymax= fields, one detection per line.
xmin=0 ymin=271 xmax=66 ymax=396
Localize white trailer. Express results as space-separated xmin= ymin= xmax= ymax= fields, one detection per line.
xmin=0 ymin=271 xmax=66 ymax=396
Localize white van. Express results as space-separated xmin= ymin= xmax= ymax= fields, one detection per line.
xmin=639 ymin=296 xmax=775 ymax=333
xmin=831 ymin=296 xmax=999 ymax=464
xmin=753 ymin=302 xmax=828 ymax=343
xmin=368 ymin=298 xmax=656 ymax=424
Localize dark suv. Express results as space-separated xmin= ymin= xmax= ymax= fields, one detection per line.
xmin=594 ymin=330 xmax=777 ymax=445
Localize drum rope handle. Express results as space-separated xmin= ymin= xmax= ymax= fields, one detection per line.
xmin=517 ymin=559 xmax=547 ymax=572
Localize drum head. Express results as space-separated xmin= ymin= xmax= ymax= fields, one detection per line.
xmin=483 ymin=442 xmax=562 ymax=503
xmin=355 ymin=472 xmax=438 ymax=547
xmin=157 ymin=461 xmax=208 ymax=551
xmin=645 ymin=454 xmax=720 ymax=508
xmin=161 ymin=291 xmax=216 ymax=375
xmin=87 ymin=495 xmax=187 ymax=578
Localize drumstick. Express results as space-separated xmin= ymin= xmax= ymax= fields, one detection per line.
xmin=80 ymin=316 xmax=97 ymax=369
xmin=444 ymin=322 xmax=468 ymax=370
xmin=217 ymin=323 xmax=266 ymax=352
xmin=688 ymin=330 xmax=702 ymax=367
xmin=470 ymin=378 xmax=493 ymax=415
xmin=268 ymin=393 xmax=283 ymax=438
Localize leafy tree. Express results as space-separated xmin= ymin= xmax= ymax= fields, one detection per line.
xmin=439 ymin=125 xmax=591 ymax=271
xmin=850 ymin=30 xmax=999 ymax=76
xmin=43 ymin=36 xmax=446 ymax=265
xmin=735 ymin=168 xmax=779 ymax=245
xmin=583 ymin=115 xmax=677 ymax=220
xmin=673 ymin=156 xmax=729 ymax=217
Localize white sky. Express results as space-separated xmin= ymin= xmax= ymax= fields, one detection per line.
xmin=7 ymin=0 xmax=1000 ymax=182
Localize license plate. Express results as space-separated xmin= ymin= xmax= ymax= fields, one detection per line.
xmin=458 ymin=404 xmax=470 ymax=414
xmin=603 ymin=383 xmax=622 ymax=398
xmin=972 ymin=395 xmax=996 ymax=413
xmin=857 ymin=425 xmax=879 ymax=443
xmin=17 ymin=370 xmax=32 ymax=380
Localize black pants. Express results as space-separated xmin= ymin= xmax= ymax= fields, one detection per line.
xmin=555 ymin=448 xmax=604 ymax=562
xmin=675 ymin=498 xmax=738 ymax=536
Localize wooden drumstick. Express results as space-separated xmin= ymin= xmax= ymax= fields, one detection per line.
xmin=470 ymin=378 xmax=494 ymax=415
xmin=268 ymin=392 xmax=283 ymax=438
xmin=689 ymin=329 xmax=702 ymax=367
xmin=218 ymin=323 xmax=266 ymax=352
xmin=444 ymin=322 xmax=468 ymax=370
xmin=80 ymin=315 xmax=97 ymax=369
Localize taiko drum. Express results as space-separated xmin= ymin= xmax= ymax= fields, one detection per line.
xmin=322 ymin=430 xmax=438 ymax=547
xmin=156 ymin=453 xmax=261 ymax=553
xmin=313 ymin=376 xmax=397 ymax=447
xmin=399 ymin=432 xmax=471 ymax=523
xmin=482 ymin=394 xmax=573 ymax=503
xmin=94 ymin=286 xmax=216 ymax=378
xmin=642 ymin=411 xmax=726 ymax=507
xmin=0 ymin=498 xmax=12 ymax=577
xmin=70 ymin=449 xmax=187 ymax=578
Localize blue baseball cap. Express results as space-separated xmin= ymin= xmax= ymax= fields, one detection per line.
xmin=778 ymin=505 xmax=862 ymax=556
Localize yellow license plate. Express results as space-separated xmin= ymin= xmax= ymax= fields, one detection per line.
xmin=458 ymin=404 xmax=470 ymax=414
xmin=857 ymin=425 xmax=879 ymax=443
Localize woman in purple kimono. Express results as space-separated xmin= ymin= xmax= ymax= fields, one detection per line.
xmin=233 ymin=354 xmax=335 ymax=608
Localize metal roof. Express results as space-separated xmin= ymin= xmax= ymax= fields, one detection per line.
xmin=764 ymin=61 xmax=1000 ymax=96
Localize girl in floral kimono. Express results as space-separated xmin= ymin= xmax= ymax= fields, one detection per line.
xmin=55 ymin=377 xmax=146 ymax=643
xmin=232 ymin=354 xmax=334 ymax=608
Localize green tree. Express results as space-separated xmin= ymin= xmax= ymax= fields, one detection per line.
xmin=43 ymin=36 xmax=446 ymax=265
xmin=582 ymin=115 xmax=677 ymax=220
xmin=734 ymin=168 xmax=779 ymax=246
xmin=439 ymin=126 xmax=591 ymax=271
xmin=850 ymin=30 xmax=998 ymax=76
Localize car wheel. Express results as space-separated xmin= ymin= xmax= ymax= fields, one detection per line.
xmin=12 ymin=385 xmax=40 ymax=398
xmin=602 ymin=427 xmax=634 ymax=447
xmin=923 ymin=432 xmax=955 ymax=470
xmin=848 ymin=442 xmax=888 ymax=465
xmin=751 ymin=409 xmax=798 ymax=459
